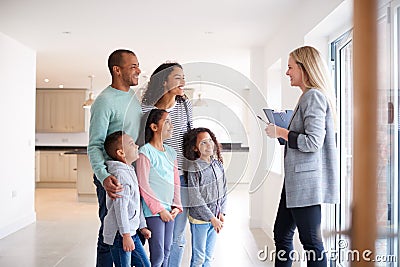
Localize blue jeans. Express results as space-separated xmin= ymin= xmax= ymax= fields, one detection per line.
xmin=110 ymin=233 xmax=150 ymax=267
xmin=189 ymin=222 xmax=217 ymax=267
xmin=169 ymin=175 xmax=188 ymax=267
xmin=273 ymin=186 xmax=326 ymax=267
xmin=93 ymin=175 xmax=113 ymax=267
xmin=146 ymin=216 xmax=175 ymax=267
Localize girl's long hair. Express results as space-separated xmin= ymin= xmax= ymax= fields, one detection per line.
xmin=141 ymin=62 xmax=187 ymax=106
xmin=144 ymin=109 xmax=168 ymax=143
xmin=290 ymin=46 xmax=337 ymax=129
xmin=183 ymin=127 xmax=223 ymax=164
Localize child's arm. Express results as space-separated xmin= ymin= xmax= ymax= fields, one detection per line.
xmin=172 ymin=159 xmax=182 ymax=213
xmin=122 ymin=233 xmax=135 ymax=252
xmin=138 ymin=202 xmax=151 ymax=239
xmin=210 ymin=216 xmax=224 ymax=233
xmin=219 ymin=165 xmax=228 ymax=217
xmin=136 ymin=154 xmax=165 ymax=215
xmin=139 ymin=227 xmax=151 ymax=239
xmin=112 ymin=173 xmax=132 ymax=236
xmin=138 ymin=201 xmax=147 ymax=230
xmin=218 ymin=213 xmax=225 ymax=223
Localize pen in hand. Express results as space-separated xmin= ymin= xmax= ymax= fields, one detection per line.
xmin=257 ymin=115 xmax=270 ymax=125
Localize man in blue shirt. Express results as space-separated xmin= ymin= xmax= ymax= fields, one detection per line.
xmin=88 ymin=49 xmax=143 ymax=267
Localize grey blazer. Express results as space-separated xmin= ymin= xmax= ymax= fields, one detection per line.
xmin=284 ymin=88 xmax=339 ymax=208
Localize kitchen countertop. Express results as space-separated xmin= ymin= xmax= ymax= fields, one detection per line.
xmin=36 ymin=143 xmax=249 ymax=154
xmin=35 ymin=146 xmax=86 ymax=150
xmin=63 ymin=149 xmax=88 ymax=155
xmin=220 ymin=143 xmax=249 ymax=152
xmin=35 ymin=146 xmax=87 ymax=154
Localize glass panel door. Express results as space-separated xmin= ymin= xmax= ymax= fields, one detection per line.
xmin=393 ymin=0 xmax=400 ymax=263
xmin=332 ymin=31 xmax=353 ymax=266
xmin=375 ymin=6 xmax=395 ymax=266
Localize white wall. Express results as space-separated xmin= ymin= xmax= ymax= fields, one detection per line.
xmin=249 ymin=0 xmax=351 ymax=239
xmin=0 ymin=32 xmax=36 ymax=238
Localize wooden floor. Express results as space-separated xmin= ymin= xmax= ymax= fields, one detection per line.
xmin=0 ymin=184 xmax=274 ymax=267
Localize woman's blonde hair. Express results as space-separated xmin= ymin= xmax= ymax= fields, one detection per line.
xmin=290 ymin=46 xmax=337 ymax=128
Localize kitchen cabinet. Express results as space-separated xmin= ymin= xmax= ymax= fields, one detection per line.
xmin=36 ymin=89 xmax=86 ymax=133
xmin=37 ymin=150 xmax=77 ymax=187
xmin=76 ymin=154 xmax=96 ymax=202
xmin=35 ymin=151 xmax=40 ymax=182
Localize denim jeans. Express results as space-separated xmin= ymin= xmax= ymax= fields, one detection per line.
xmin=189 ymin=222 xmax=217 ymax=267
xmin=273 ymin=186 xmax=327 ymax=267
xmin=110 ymin=233 xmax=150 ymax=267
xmin=93 ymin=175 xmax=113 ymax=267
xmin=169 ymin=175 xmax=188 ymax=267
xmin=146 ymin=216 xmax=175 ymax=267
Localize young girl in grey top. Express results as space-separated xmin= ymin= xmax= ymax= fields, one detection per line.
xmin=183 ymin=127 xmax=227 ymax=267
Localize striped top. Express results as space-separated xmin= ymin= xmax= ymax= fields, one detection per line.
xmin=142 ymin=99 xmax=193 ymax=174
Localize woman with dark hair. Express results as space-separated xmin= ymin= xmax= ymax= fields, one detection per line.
xmin=141 ymin=62 xmax=193 ymax=267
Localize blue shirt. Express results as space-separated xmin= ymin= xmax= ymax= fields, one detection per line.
xmin=87 ymin=86 xmax=142 ymax=183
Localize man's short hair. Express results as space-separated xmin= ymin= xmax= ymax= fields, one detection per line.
xmin=107 ymin=49 xmax=136 ymax=75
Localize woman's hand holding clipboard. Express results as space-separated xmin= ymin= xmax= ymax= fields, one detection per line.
xmin=259 ymin=109 xmax=293 ymax=145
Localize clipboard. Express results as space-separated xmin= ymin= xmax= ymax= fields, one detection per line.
xmin=263 ymin=109 xmax=294 ymax=145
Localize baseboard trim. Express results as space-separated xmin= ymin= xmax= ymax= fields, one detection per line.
xmin=0 ymin=212 xmax=36 ymax=239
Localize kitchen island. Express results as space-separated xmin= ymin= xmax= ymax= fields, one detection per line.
xmin=220 ymin=143 xmax=250 ymax=186
xmin=63 ymin=148 xmax=96 ymax=203
xmin=36 ymin=147 xmax=96 ymax=202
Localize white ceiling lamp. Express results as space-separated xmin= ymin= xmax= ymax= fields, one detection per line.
xmin=83 ymin=75 xmax=95 ymax=109
xmin=193 ymin=75 xmax=208 ymax=107
xmin=193 ymin=93 xmax=208 ymax=107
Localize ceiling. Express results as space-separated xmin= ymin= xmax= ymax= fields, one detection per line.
xmin=0 ymin=0 xmax=301 ymax=92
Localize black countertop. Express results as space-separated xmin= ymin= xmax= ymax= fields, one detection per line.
xmin=220 ymin=143 xmax=249 ymax=152
xmin=36 ymin=143 xmax=249 ymax=153
xmin=36 ymin=146 xmax=87 ymax=154
xmin=64 ymin=149 xmax=88 ymax=155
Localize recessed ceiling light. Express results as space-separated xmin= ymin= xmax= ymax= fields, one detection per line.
xmin=44 ymin=78 xmax=49 ymax=83
xmin=58 ymin=84 xmax=64 ymax=88
xmin=62 ymin=31 xmax=71 ymax=35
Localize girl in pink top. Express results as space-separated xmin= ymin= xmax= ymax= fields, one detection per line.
xmin=136 ymin=109 xmax=182 ymax=267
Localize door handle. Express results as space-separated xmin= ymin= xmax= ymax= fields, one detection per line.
xmin=388 ymin=102 xmax=394 ymax=124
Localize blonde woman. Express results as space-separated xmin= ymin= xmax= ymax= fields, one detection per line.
xmin=265 ymin=46 xmax=339 ymax=266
